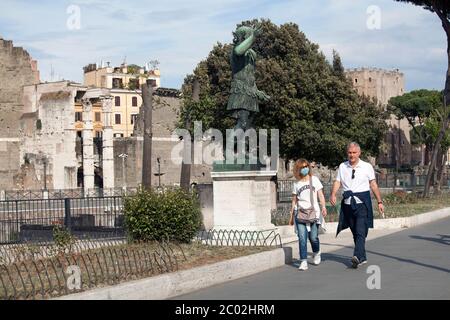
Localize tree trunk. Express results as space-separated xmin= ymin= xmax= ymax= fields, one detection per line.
xmin=434 ymin=148 xmax=442 ymax=193
xmin=423 ymin=10 xmax=450 ymax=197
xmin=180 ymin=79 xmax=199 ymax=191
xmin=437 ymin=150 xmax=447 ymax=192
xmin=141 ymin=80 xmax=153 ymax=189
xmin=423 ymin=116 xmax=449 ymax=197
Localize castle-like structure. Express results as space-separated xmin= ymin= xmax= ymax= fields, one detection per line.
xmin=345 ymin=67 xmax=422 ymax=168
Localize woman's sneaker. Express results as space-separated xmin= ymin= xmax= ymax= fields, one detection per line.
xmin=298 ymin=260 xmax=308 ymax=271
xmin=312 ymin=251 xmax=321 ymax=265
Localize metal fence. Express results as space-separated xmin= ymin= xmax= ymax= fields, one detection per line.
xmin=277 ymin=180 xmax=335 ymax=202
xmin=277 ymin=173 xmax=450 ymax=202
xmin=0 ymin=239 xmax=185 ymax=300
xmin=2 ymin=188 xmax=138 ymax=201
xmin=375 ymin=173 xmax=450 ymax=189
xmin=0 ymin=197 xmax=124 ymax=244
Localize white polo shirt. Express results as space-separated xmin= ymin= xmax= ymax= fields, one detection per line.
xmin=335 ymin=159 xmax=376 ymax=205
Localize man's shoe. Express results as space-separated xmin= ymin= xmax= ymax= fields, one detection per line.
xmin=358 ymin=259 xmax=368 ymax=266
xmin=298 ymin=260 xmax=308 ymax=271
xmin=312 ymin=251 xmax=321 ymax=265
xmin=351 ymin=256 xmax=360 ymax=269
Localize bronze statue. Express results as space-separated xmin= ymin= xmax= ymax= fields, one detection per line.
xmin=227 ymin=23 xmax=270 ymax=131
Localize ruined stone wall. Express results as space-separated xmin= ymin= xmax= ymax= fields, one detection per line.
xmin=19 ymin=82 xmax=78 ymax=190
xmin=0 ymin=37 xmax=40 ymax=189
xmin=345 ymin=68 xmax=415 ymax=167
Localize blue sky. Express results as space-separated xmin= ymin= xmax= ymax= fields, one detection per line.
xmin=0 ymin=0 xmax=446 ymax=92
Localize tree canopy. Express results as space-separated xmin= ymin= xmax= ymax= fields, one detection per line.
xmin=389 ymin=89 xmax=449 ymax=149
xmin=180 ymin=19 xmax=388 ymax=167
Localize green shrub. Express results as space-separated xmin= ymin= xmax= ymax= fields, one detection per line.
xmin=123 ymin=187 xmax=202 ymax=243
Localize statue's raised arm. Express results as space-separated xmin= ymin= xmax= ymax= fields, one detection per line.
xmin=227 ymin=23 xmax=270 ymax=131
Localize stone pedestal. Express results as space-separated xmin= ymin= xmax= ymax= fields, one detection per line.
xmin=211 ymin=170 xmax=277 ymax=231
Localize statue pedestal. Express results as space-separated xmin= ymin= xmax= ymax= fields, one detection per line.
xmin=211 ymin=170 xmax=277 ymax=231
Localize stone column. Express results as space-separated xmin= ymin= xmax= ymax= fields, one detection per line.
xmin=82 ymin=98 xmax=95 ymax=194
xmin=100 ymin=95 xmax=115 ymax=189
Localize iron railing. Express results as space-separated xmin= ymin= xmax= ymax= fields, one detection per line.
xmin=0 ymin=239 xmax=185 ymax=300
xmin=2 ymin=187 xmax=138 ymax=201
xmin=0 ymin=197 xmax=125 ymax=244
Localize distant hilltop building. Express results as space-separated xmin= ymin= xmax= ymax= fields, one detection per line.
xmin=345 ymin=67 xmax=404 ymax=105
xmin=345 ymin=67 xmax=422 ymax=168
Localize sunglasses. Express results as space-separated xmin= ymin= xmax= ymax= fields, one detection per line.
xmin=352 ymin=169 xmax=355 ymax=179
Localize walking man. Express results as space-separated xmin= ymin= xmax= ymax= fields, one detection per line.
xmin=330 ymin=142 xmax=385 ymax=268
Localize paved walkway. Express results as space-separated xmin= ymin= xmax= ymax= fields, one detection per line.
xmin=175 ymin=217 xmax=450 ymax=300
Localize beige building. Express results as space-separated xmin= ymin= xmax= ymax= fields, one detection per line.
xmin=83 ymin=63 xmax=161 ymax=137
xmin=345 ymin=68 xmax=422 ymax=168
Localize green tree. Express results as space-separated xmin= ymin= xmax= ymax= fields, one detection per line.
xmin=394 ymin=1 xmax=450 ymax=196
xmin=332 ymin=49 xmax=345 ymax=78
xmin=180 ymin=19 xmax=387 ymax=167
xmin=389 ymin=90 xmax=450 ymax=189
xmin=389 ymin=89 xmax=442 ymax=162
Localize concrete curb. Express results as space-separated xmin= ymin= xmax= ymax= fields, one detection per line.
xmin=55 ymin=247 xmax=290 ymax=300
xmin=276 ymin=207 xmax=450 ymax=239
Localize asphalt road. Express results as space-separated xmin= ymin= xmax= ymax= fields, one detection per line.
xmin=175 ymin=217 xmax=450 ymax=300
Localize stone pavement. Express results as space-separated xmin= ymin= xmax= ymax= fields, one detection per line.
xmin=174 ymin=217 xmax=450 ymax=300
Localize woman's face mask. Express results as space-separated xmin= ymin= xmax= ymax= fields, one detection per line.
xmin=300 ymin=167 xmax=309 ymax=176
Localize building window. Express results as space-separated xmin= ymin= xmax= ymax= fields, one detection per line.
xmin=95 ymin=112 xmax=101 ymax=122
xmin=131 ymin=114 xmax=138 ymax=125
xmin=132 ymin=96 xmax=138 ymax=107
xmin=114 ymin=133 xmax=124 ymax=138
xmin=369 ymin=77 xmax=372 ymax=82
xmin=115 ymin=114 xmax=121 ymax=124
xmin=112 ymin=78 xmax=123 ymax=89
xmin=95 ymin=131 xmax=103 ymax=139
xmin=75 ymin=112 xmax=82 ymax=122
xmin=355 ymin=78 xmax=358 ymax=83
xmin=115 ymin=96 xmax=120 ymax=106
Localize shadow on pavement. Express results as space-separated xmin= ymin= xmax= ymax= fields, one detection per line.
xmin=409 ymin=234 xmax=450 ymax=246
xmin=315 ymin=242 xmax=450 ymax=274
xmin=288 ymin=253 xmax=354 ymax=269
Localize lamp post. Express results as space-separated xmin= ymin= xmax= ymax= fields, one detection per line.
xmin=118 ymin=153 xmax=128 ymax=189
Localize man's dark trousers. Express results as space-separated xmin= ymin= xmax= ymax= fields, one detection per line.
xmin=343 ymin=203 xmax=368 ymax=261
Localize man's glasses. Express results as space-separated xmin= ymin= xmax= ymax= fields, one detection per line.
xmin=352 ymin=169 xmax=355 ymax=179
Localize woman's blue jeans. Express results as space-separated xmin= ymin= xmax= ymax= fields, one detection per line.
xmin=295 ymin=220 xmax=320 ymax=260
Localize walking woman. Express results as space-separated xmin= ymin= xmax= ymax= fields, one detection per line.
xmin=289 ymin=159 xmax=328 ymax=271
